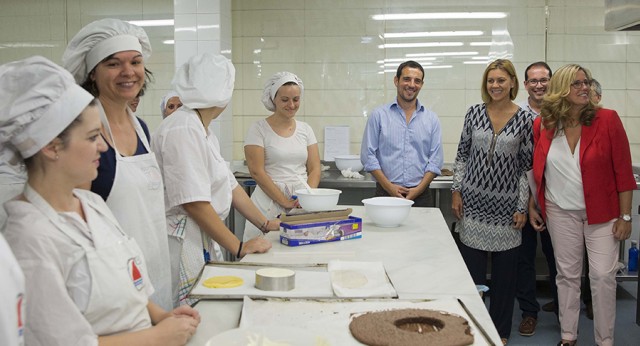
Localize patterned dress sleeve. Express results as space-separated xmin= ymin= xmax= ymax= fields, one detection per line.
xmin=452 ymin=105 xmax=476 ymax=192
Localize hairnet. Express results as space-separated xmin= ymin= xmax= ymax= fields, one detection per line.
xmin=62 ymin=18 xmax=151 ymax=84
xmin=172 ymin=53 xmax=235 ymax=109
xmin=261 ymin=72 xmax=304 ymax=112
xmin=160 ymin=90 xmax=180 ymax=117
xmin=0 ymin=56 xmax=94 ymax=163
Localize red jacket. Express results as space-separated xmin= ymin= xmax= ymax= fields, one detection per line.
xmin=533 ymin=108 xmax=637 ymax=224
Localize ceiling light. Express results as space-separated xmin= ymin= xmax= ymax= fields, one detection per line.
xmin=383 ymin=31 xmax=483 ymax=38
xmin=372 ymin=12 xmax=507 ymax=20
xmin=406 ymin=51 xmax=479 ymax=57
xmin=379 ymin=42 xmax=463 ymax=49
xmin=377 ymin=57 xmax=437 ymax=63
xmin=127 ymin=19 xmax=174 ymax=27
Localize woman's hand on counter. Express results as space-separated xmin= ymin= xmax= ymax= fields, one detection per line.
xmin=451 ymin=191 xmax=463 ymax=219
xmin=241 ymin=236 xmax=272 ymax=258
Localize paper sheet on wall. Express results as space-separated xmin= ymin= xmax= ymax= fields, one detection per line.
xmin=324 ymin=126 xmax=350 ymax=161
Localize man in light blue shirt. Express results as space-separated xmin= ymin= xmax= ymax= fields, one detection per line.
xmin=360 ymin=60 xmax=443 ymax=207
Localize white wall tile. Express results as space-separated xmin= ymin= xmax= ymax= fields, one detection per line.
xmin=197 ymin=40 xmax=221 ymax=55
xmin=175 ymin=14 xmax=198 ymax=40
xmin=198 ymin=0 xmax=220 ymax=13
xmin=174 ymin=0 xmax=197 ymax=14
xmin=197 ymin=13 xmax=221 ymax=40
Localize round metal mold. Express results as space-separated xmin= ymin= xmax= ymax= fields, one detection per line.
xmin=255 ymin=267 xmax=295 ymax=291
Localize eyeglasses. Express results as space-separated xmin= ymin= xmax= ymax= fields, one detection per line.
xmin=570 ymin=79 xmax=591 ymax=89
xmin=526 ymin=78 xmax=549 ymax=86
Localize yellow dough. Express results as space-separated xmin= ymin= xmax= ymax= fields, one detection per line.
xmin=202 ymin=275 xmax=244 ymax=288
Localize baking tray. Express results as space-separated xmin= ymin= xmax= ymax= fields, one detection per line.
xmin=188 ymin=261 xmax=399 ymax=300
xmin=238 ymin=296 xmax=495 ymax=346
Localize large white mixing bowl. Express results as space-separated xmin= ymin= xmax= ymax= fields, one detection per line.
xmin=295 ymin=188 xmax=342 ymax=212
xmin=362 ymin=197 xmax=414 ymax=227
xmin=334 ymin=155 xmax=364 ymax=172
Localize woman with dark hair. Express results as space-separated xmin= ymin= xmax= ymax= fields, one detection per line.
xmin=452 ymin=59 xmax=533 ymax=345
xmin=531 ymin=64 xmax=636 ymax=346
xmin=62 ymin=18 xmax=173 ymax=310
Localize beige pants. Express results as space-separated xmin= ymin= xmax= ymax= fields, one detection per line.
xmin=546 ymin=201 xmax=618 ymax=346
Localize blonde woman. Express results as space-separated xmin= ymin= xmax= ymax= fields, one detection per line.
xmin=531 ymin=64 xmax=636 ymax=346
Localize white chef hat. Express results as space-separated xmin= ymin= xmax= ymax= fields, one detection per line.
xmin=0 ymin=56 xmax=94 ymax=164
xmin=261 ymin=72 xmax=304 ymax=112
xmin=160 ymin=90 xmax=180 ymax=117
xmin=62 ymin=18 xmax=152 ymax=83
xmin=172 ymin=53 xmax=235 ymax=109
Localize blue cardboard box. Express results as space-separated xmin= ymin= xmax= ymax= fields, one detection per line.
xmin=279 ymin=216 xmax=362 ymax=247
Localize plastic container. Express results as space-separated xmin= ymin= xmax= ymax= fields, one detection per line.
xmin=629 ymin=240 xmax=639 ymax=272
xmin=334 ymin=155 xmax=364 ymax=172
xmin=294 ymin=188 xmax=341 ymax=212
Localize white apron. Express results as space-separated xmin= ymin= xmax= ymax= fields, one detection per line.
xmin=171 ymin=131 xmax=231 ymax=305
xmin=98 ymin=103 xmax=173 ymax=310
xmin=0 ymin=233 xmax=25 ymax=346
xmin=23 ymin=186 xmax=151 ymax=335
xmin=243 ymin=180 xmax=304 ymax=241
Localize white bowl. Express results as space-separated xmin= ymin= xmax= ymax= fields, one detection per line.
xmin=334 ymin=155 xmax=364 ymax=172
xmin=362 ymin=197 xmax=414 ymax=227
xmin=295 ymin=188 xmax=342 ymax=212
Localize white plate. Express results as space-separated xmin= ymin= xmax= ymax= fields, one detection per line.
xmin=205 ymin=326 xmax=332 ymax=346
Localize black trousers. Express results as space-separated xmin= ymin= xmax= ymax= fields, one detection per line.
xmin=374 ymin=183 xmax=434 ymax=207
xmin=516 ymin=220 xmax=559 ymax=318
xmin=458 ymin=241 xmax=519 ymax=339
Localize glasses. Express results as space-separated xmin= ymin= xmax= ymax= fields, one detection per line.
xmin=526 ymin=78 xmax=549 ymax=86
xmin=570 ymin=79 xmax=591 ymax=89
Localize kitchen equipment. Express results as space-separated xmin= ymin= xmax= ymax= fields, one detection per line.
xmin=296 ymin=175 xmax=315 ymax=194
xmin=295 ymin=188 xmax=341 ymax=212
xmin=280 ymin=216 xmax=362 ymax=247
xmin=362 ymin=197 xmax=414 ymax=227
xmin=255 ymin=267 xmax=296 ymax=291
xmin=334 ymin=154 xmax=364 ymax=172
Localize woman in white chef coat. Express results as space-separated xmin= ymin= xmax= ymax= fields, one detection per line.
xmin=0 ymin=57 xmax=199 ymax=346
xmin=0 ymin=232 xmax=24 ymax=346
xmin=62 ymin=18 xmax=173 ymax=310
xmin=243 ymin=72 xmax=321 ymax=241
xmin=152 ymin=53 xmax=277 ymax=305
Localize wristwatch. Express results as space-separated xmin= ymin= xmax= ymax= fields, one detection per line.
xmin=620 ymin=214 xmax=632 ymax=222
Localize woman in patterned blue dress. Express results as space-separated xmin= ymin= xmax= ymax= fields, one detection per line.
xmin=451 ymin=59 xmax=533 ymax=345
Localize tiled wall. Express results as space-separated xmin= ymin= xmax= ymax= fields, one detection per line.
xmin=0 ymin=0 xmax=638 ymax=163
xmin=231 ymin=0 xmax=640 ymax=164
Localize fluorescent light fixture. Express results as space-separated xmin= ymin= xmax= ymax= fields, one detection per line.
xmin=471 ymin=56 xmax=489 ymax=60
xmin=383 ymin=62 xmax=433 ymax=67
xmin=381 ymin=64 xmax=453 ymax=73
xmin=406 ymin=51 xmax=479 ymax=57
xmin=127 ymin=19 xmax=174 ymax=27
xmin=463 ymin=61 xmax=490 ymax=64
xmin=383 ymin=31 xmax=483 ymax=38
xmin=377 ymin=57 xmax=437 ymax=63
xmin=379 ymin=42 xmax=463 ymax=49
xmin=162 ymin=40 xmax=175 ymax=45
xmin=469 ymin=42 xmax=492 ymax=46
xmin=0 ymin=42 xmax=56 ymax=48
xmin=372 ymin=12 xmax=507 ymax=20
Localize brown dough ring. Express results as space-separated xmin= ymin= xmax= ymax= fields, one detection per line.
xmin=349 ymin=308 xmax=474 ymax=346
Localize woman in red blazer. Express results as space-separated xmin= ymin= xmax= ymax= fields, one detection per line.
xmin=530 ymin=64 xmax=636 ymax=346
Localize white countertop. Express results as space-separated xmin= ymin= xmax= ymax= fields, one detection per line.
xmin=187 ymin=206 xmax=501 ymax=345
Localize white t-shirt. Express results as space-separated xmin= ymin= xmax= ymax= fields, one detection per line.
xmin=545 ymin=134 xmax=586 ymax=210
xmin=2 ymin=189 xmax=153 ymax=346
xmin=244 ymin=119 xmax=317 ymax=184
